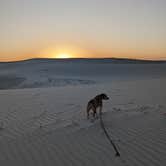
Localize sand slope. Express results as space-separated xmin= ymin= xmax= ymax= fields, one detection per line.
xmin=0 ymin=109 xmax=165 ymax=166
xmin=0 ymin=80 xmax=166 ymax=166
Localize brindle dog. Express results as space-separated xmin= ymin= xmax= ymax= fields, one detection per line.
xmin=87 ymin=93 xmax=109 ymax=119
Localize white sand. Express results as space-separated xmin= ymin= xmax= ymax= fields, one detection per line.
xmin=0 ymin=76 xmax=166 ymax=166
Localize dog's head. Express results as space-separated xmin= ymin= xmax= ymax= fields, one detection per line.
xmin=100 ymin=93 xmax=109 ymax=100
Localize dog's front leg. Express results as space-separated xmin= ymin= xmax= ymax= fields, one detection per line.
xmin=93 ymin=109 xmax=96 ymax=118
xmin=99 ymin=106 xmax=103 ymax=116
xmin=95 ymin=113 xmax=99 ymax=119
xmin=95 ymin=108 xmax=99 ymax=119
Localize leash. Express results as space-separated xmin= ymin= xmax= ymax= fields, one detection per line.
xmin=99 ymin=112 xmax=120 ymax=157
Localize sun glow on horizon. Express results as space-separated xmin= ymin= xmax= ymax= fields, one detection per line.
xmin=55 ymin=53 xmax=71 ymax=59
xmin=40 ymin=45 xmax=88 ymax=59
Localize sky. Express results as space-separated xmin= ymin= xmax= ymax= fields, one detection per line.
xmin=0 ymin=0 xmax=166 ymax=61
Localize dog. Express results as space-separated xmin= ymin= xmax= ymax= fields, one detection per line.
xmin=87 ymin=93 xmax=109 ymax=119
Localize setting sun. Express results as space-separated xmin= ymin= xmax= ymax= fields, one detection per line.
xmin=56 ymin=53 xmax=71 ymax=59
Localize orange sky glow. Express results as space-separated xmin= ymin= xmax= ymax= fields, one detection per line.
xmin=0 ymin=0 xmax=166 ymax=62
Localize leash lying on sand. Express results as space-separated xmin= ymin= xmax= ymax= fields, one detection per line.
xmin=99 ymin=112 xmax=120 ymax=157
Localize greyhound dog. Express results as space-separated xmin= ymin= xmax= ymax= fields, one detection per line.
xmin=87 ymin=93 xmax=109 ymax=119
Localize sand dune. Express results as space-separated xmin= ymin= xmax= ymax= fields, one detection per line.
xmin=0 ymin=59 xmax=166 ymax=89
xmin=0 ymin=79 xmax=166 ymax=166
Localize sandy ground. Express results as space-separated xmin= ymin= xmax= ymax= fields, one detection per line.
xmin=0 ymin=78 xmax=166 ymax=166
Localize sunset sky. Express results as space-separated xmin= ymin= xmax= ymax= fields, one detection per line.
xmin=0 ymin=0 xmax=166 ymax=61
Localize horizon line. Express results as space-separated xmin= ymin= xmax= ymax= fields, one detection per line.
xmin=1 ymin=57 xmax=166 ymax=63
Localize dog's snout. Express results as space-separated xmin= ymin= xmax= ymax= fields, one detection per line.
xmin=104 ymin=95 xmax=109 ymax=100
